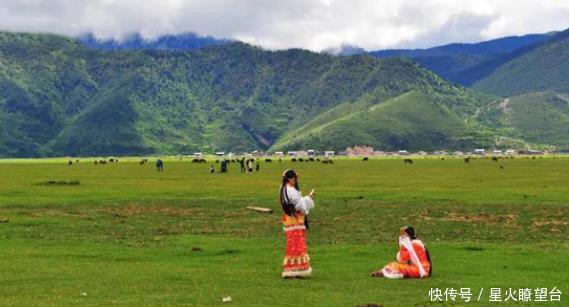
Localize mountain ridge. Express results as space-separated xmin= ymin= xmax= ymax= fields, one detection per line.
xmin=1 ymin=31 xmax=568 ymax=157
xmin=369 ymin=32 xmax=556 ymax=85
xmin=473 ymin=28 xmax=569 ymax=96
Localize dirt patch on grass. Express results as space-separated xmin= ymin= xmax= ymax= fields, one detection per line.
xmin=531 ymin=219 xmax=568 ymax=232
xmin=103 ymin=205 xmax=200 ymax=217
xmin=417 ymin=211 xmax=433 ymax=220
xmin=441 ymin=212 xmax=517 ymax=225
xmin=27 ymin=208 xmax=90 ymax=219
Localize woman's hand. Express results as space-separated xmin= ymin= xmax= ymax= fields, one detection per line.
xmin=308 ymin=189 xmax=316 ymax=198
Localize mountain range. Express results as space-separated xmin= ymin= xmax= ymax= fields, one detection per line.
xmin=369 ymin=33 xmax=557 ymax=86
xmin=0 ymin=29 xmax=568 ymax=157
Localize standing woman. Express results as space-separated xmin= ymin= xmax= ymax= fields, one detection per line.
xmin=280 ymin=169 xmax=315 ymax=278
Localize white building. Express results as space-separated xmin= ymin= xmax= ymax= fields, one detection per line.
xmin=474 ymin=149 xmax=485 ymax=155
xmin=324 ymin=151 xmax=335 ymax=157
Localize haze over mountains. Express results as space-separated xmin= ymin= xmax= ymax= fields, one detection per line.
xmin=0 ymin=28 xmax=568 ymax=157
xmin=79 ymin=32 xmax=231 ymax=51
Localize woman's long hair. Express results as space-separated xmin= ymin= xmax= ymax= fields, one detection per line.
xmin=425 ymin=248 xmax=432 ymax=275
xmin=280 ymin=169 xmax=299 ymax=217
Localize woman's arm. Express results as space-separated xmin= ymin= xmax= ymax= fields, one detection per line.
xmin=397 ymin=247 xmax=410 ymax=263
xmin=288 ymin=187 xmax=315 ymax=215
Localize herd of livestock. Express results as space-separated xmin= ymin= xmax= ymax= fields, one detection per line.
xmin=64 ymin=154 xmax=539 ymax=173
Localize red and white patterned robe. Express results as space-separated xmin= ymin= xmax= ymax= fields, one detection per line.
xmin=282 ymin=186 xmax=314 ymax=278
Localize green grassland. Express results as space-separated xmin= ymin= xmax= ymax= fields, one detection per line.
xmin=0 ymin=157 xmax=568 ymax=306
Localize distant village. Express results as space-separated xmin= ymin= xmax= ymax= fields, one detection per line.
xmin=190 ymin=145 xmax=558 ymax=159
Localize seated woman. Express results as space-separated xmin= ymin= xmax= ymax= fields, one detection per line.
xmin=372 ymin=226 xmax=432 ymax=279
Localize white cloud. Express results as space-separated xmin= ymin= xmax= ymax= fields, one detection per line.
xmin=0 ymin=0 xmax=568 ymax=51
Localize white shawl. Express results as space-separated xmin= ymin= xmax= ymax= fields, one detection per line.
xmin=399 ymin=236 xmax=426 ymax=277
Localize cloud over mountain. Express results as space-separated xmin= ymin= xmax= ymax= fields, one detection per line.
xmin=0 ymin=0 xmax=568 ymax=51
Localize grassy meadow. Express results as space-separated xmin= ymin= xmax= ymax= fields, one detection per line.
xmin=0 ymin=156 xmax=568 ymax=306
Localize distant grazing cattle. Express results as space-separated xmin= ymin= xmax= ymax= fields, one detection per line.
xmin=403 ymin=158 xmax=413 ymax=164
xmin=68 ymin=160 xmax=73 ymax=166
xmin=491 ymin=156 xmax=499 ymax=162
xmin=156 ymin=159 xmax=164 ymax=172
xmin=464 ymin=158 xmax=470 ymax=164
xmin=291 ymin=158 xmax=297 ymax=162
xmin=99 ymin=160 xmax=107 ymax=165
xmin=192 ymin=158 xmax=206 ymax=163
xmin=308 ymin=157 xmax=315 ymax=162
xmin=220 ymin=160 xmax=228 ymax=173
xmin=299 ymin=158 xmax=304 ymax=162
xmin=316 ymin=158 xmax=320 ymax=162
xmin=278 ymin=158 xmax=282 ymax=162
xmin=140 ymin=159 xmax=146 ymax=166
xmin=94 ymin=161 xmax=98 ymax=165
xmin=109 ymin=158 xmax=115 ymax=163
xmin=322 ymin=159 xmax=334 ymax=165
xmin=362 ymin=157 xmax=369 ymax=161
xmin=265 ymin=158 xmax=272 ymax=162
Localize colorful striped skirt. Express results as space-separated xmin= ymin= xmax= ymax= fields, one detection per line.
xmin=282 ymin=228 xmax=312 ymax=278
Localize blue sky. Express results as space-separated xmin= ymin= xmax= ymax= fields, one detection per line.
xmin=1 ymin=0 xmax=569 ymax=51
